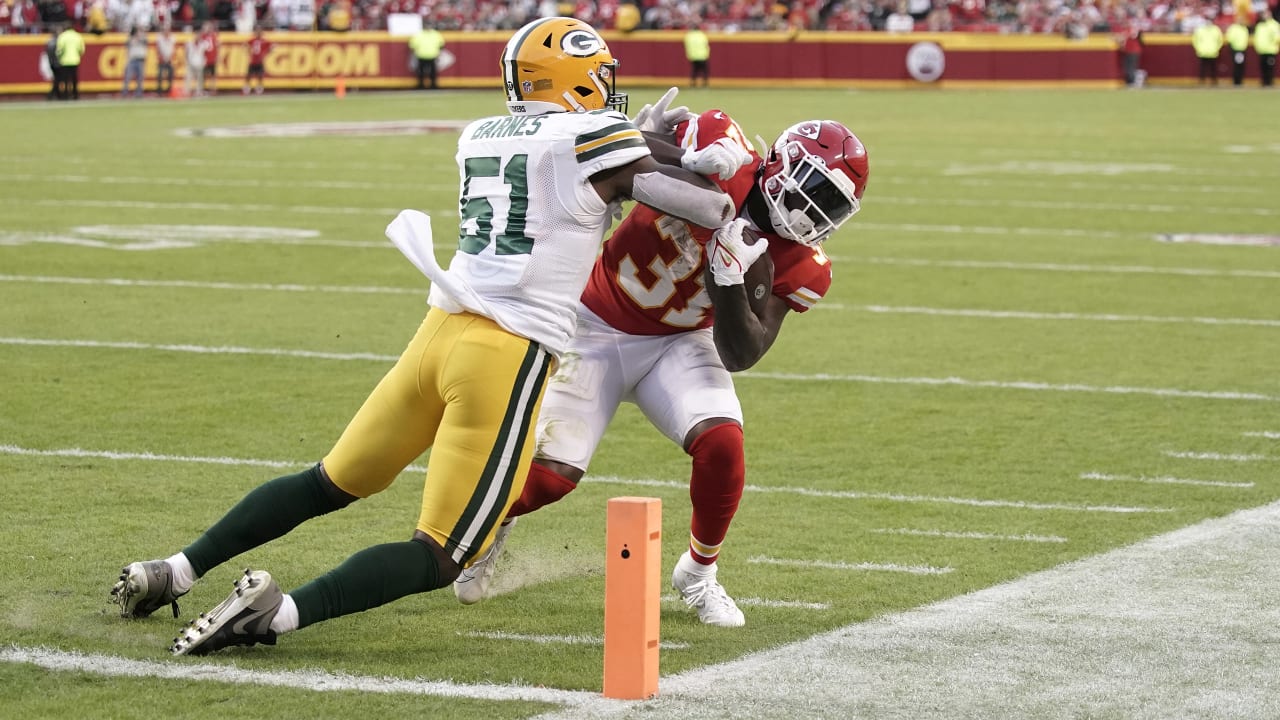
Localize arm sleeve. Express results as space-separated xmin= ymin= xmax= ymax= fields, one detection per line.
xmin=573 ymin=111 xmax=650 ymax=180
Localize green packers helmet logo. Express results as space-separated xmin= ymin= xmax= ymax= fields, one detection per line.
xmin=561 ymin=29 xmax=605 ymax=57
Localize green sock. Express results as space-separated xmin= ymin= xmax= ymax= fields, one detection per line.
xmin=291 ymin=539 xmax=443 ymax=629
xmin=183 ymin=464 xmax=354 ymax=577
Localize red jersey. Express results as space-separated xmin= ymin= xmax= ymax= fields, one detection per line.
xmin=248 ymin=36 xmax=271 ymax=64
xmin=582 ymin=109 xmax=833 ymax=336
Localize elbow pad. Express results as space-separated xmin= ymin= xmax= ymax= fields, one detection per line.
xmin=631 ymin=171 xmax=734 ymax=229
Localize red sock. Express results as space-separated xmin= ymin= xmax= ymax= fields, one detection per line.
xmin=508 ymin=462 xmax=578 ymax=517
xmin=686 ymin=422 xmax=745 ymax=566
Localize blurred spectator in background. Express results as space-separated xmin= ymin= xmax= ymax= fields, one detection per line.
xmin=13 ymin=0 xmax=39 ymax=33
xmin=615 ymin=0 xmax=640 ymax=31
xmin=198 ymin=20 xmax=219 ymax=93
xmin=122 ymin=26 xmax=147 ymax=97
xmin=155 ymin=25 xmax=176 ymax=94
xmin=1225 ymin=15 xmax=1249 ymax=86
xmin=56 ymin=22 xmax=84 ymax=98
xmin=184 ymin=24 xmax=206 ymax=95
xmin=684 ymin=22 xmax=710 ymax=86
xmin=1118 ymin=20 xmax=1144 ymax=86
xmin=1192 ymin=17 xmax=1223 ymax=85
xmin=322 ymin=0 xmax=351 ymax=30
xmin=1256 ymin=8 xmax=1279 ymax=87
xmin=234 ymin=0 xmax=256 ymax=31
xmin=409 ymin=21 xmax=444 ymax=89
xmin=243 ymin=25 xmax=269 ymax=93
xmin=85 ymin=0 xmax=110 ymax=32
xmin=44 ymin=26 xmax=61 ymax=99
xmin=886 ymin=1 xmax=915 ymax=31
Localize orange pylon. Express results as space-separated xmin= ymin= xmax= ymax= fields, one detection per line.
xmin=602 ymin=496 xmax=662 ymax=700
xmin=334 ymin=76 xmax=346 ymax=98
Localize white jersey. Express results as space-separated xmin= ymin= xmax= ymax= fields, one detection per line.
xmin=428 ymin=110 xmax=648 ymax=356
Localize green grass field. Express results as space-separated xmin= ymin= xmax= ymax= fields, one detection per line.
xmin=1 ymin=86 xmax=1278 ymax=719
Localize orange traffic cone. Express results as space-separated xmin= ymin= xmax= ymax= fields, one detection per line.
xmin=169 ymin=81 xmax=187 ymax=100
xmin=334 ymin=76 xmax=346 ymax=99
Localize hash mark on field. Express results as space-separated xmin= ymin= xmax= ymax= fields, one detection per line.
xmin=5 ymin=336 xmax=1273 ymax=403
xmin=585 ymin=476 xmax=1169 ymax=514
xmin=1163 ymin=451 xmax=1275 ymax=462
xmin=1080 ymin=472 xmax=1254 ymax=488
xmin=870 ymin=528 xmax=1068 ymax=543
xmin=749 ymin=556 xmax=953 ymax=576
xmin=661 ymin=595 xmax=832 ymax=611
xmin=460 ymin=631 xmax=689 ymax=650
xmin=1244 ymin=431 xmax=1280 ymax=440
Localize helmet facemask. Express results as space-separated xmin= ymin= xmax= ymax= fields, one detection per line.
xmin=762 ymin=141 xmax=861 ymax=247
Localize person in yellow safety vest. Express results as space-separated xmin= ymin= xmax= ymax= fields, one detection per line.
xmin=1192 ymin=20 xmax=1224 ymax=85
xmin=55 ymin=23 xmax=86 ymax=101
xmin=684 ymin=23 xmax=710 ymax=87
xmin=615 ymin=1 xmax=640 ymax=32
xmin=1255 ymin=8 xmax=1280 ymax=87
xmin=1225 ymin=18 xmax=1250 ymax=86
xmin=409 ymin=24 xmax=445 ymax=90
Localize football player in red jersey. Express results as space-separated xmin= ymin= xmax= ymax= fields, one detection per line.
xmin=243 ymin=27 xmax=271 ymax=95
xmin=454 ymin=91 xmax=870 ymax=627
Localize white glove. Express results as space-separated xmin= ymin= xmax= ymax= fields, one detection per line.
xmin=632 ymin=86 xmax=690 ymax=134
xmin=682 ymin=138 xmax=754 ymax=181
xmin=707 ymin=218 xmax=769 ymax=287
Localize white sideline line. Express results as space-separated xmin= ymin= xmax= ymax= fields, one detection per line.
xmin=748 ymin=556 xmax=953 ymax=576
xmin=584 ymin=476 xmax=1168 ymax=514
xmin=1163 ymin=451 xmax=1274 ymax=462
xmin=1080 ymin=472 xmax=1254 ymax=489
xmin=0 ymin=444 xmax=1168 ymax=515
xmin=871 ymin=195 xmax=1280 ymax=217
xmin=0 ymin=646 xmax=613 ymax=709
xmin=12 ymin=198 xmax=406 ymax=217
xmin=8 ymin=275 xmax=1279 ymax=331
xmin=1244 ymin=431 xmax=1280 ymax=439
xmin=854 ymin=256 xmax=1280 ymax=280
xmin=3 ymin=336 xmax=1272 ymax=404
xmin=460 ymin=631 xmax=690 ymax=651
xmin=869 ymin=528 xmax=1068 ymax=544
xmin=858 ymin=305 xmax=1280 ymax=328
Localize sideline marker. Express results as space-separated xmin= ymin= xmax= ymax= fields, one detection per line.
xmin=602 ymin=496 xmax=662 ymax=700
xmin=334 ymin=76 xmax=347 ymax=98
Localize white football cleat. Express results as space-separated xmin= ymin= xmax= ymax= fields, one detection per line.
xmin=453 ymin=518 xmax=517 ymax=605
xmin=671 ymin=551 xmax=745 ymax=628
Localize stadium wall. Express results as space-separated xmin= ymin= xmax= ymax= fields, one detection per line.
xmin=0 ymin=29 xmax=1238 ymax=96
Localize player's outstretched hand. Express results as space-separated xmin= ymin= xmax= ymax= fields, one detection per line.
xmin=632 ymin=87 xmax=690 ymax=134
xmin=681 ymin=138 xmax=754 ymax=181
xmin=708 ymin=218 xmax=768 ymax=287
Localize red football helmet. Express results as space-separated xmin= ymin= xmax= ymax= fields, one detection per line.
xmin=759 ymin=120 xmax=869 ymax=246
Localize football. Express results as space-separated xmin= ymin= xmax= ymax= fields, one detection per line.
xmin=742 ymin=228 xmax=774 ymax=318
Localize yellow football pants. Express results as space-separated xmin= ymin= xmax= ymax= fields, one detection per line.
xmin=323 ymin=307 xmax=553 ymax=566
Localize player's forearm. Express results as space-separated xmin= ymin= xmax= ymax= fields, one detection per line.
xmin=631 ymin=166 xmax=734 ymax=229
xmin=706 ymin=279 xmax=769 ymax=372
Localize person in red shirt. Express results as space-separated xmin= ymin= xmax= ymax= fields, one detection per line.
xmin=198 ymin=21 xmax=220 ymax=95
xmin=243 ymin=26 xmax=270 ymax=94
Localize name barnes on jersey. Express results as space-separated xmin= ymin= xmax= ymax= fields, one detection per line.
xmin=470 ymin=114 xmax=546 ymax=140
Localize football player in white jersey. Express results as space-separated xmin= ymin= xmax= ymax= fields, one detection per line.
xmin=452 ymin=96 xmax=870 ymax=628
xmin=109 ymin=17 xmax=735 ymax=656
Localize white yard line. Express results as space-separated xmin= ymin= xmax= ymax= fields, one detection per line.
xmin=2 ymin=336 xmax=1272 ymax=403
xmin=869 ymin=527 xmax=1068 ymax=543
xmin=460 ymin=631 xmax=689 ymax=651
xmin=748 ymin=556 xmax=953 ymax=576
xmin=7 ymin=275 xmax=1280 ymax=330
xmin=1244 ymin=431 xmax=1280 ymax=440
xmin=0 ymin=646 xmax=615 ymax=709
xmin=854 ymin=256 xmax=1280 ymax=280
xmin=0 ymin=444 xmax=1164 ymax=515
xmin=1080 ymin=472 xmax=1255 ymax=489
xmin=1164 ymin=451 xmax=1274 ymax=462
